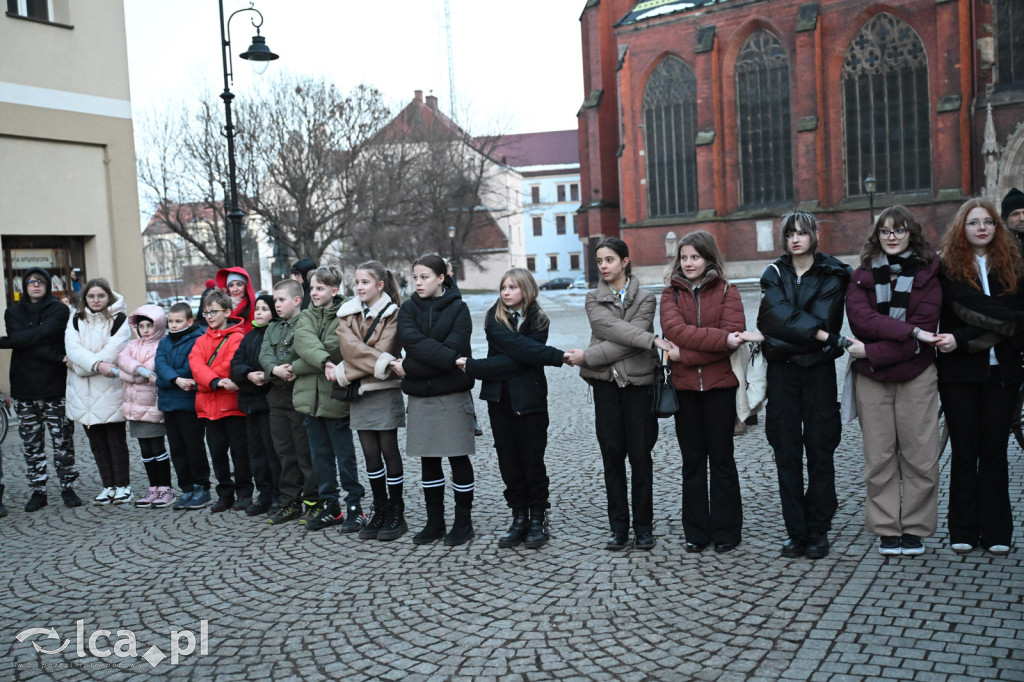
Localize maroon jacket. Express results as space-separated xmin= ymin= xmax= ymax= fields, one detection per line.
xmin=845 ymin=256 xmax=941 ymax=383
xmin=660 ymin=272 xmax=745 ymax=392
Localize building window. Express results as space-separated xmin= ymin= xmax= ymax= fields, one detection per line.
xmin=530 ymin=185 xmax=540 ymax=204
xmin=548 ymin=255 xmax=558 ymax=271
xmin=555 ymin=215 xmax=567 ymax=235
xmin=532 ymin=216 xmax=542 ymax=237
xmin=996 ymin=0 xmax=1024 ymax=88
xmin=842 ymin=13 xmax=931 ymax=196
xmin=572 ymin=214 xmax=578 ymax=234
xmin=556 ymin=185 xmax=566 ymax=202
xmin=6 ymin=0 xmax=49 ymax=20
xmin=570 ymin=253 xmax=581 ymax=270
xmin=643 ymin=56 xmax=698 ymax=217
xmin=526 ymin=256 xmax=536 ymax=272
xmin=736 ymin=30 xmax=793 ymax=206
xmin=570 ymin=183 xmax=580 ymax=202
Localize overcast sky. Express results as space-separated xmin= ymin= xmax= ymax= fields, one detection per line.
xmin=123 ymin=0 xmax=587 ymax=136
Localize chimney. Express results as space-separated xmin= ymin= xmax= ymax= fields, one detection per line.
xmin=425 ymin=93 xmax=438 ymax=111
xmin=414 ymin=89 xmax=423 ymax=103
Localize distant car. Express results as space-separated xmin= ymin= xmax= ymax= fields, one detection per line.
xmin=539 ymin=277 xmax=574 ymax=290
xmin=570 ymin=275 xmax=590 ymax=289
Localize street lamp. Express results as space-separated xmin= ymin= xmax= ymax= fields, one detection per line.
xmin=863 ymin=174 xmax=877 ymax=225
xmin=448 ymin=225 xmax=457 ymax=282
xmin=219 ymin=0 xmax=278 ymax=267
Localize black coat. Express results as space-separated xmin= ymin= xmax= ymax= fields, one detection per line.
xmin=936 ymin=262 xmax=1024 ymax=386
xmin=397 ymin=288 xmax=474 ymax=397
xmin=464 ymin=303 xmax=564 ymax=416
xmin=758 ymin=252 xmax=852 ymax=366
xmin=0 ymin=267 xmax=70 ymax=400
xmin=230 ymin=325 xmax=271 ymax=414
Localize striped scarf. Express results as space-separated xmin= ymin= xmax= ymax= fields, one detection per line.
xmin=871 ymin=251 xmax=919 ymax=321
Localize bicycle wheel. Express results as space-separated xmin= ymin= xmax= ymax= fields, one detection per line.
xmin=1012 ymin=386 xmax=1024 ymax=451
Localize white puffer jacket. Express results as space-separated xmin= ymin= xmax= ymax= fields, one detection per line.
xmin=65 ymin=292 xmax=131 ymax=425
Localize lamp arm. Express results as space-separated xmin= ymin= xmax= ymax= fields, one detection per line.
xmin=222 ymin=2 xmax=266 ymax=87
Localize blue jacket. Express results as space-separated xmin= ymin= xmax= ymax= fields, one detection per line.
xmin=154 ymin=324 xmax=204 ymax=412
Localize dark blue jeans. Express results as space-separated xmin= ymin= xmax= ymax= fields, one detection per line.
xmin=305 ymin=416 xmax=363 ymax=505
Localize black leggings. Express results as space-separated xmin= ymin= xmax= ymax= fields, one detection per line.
xmin=139 ymin=435 xmax=171 ymax=487
xmin=358 ymin=430 xmax=403 ymax=479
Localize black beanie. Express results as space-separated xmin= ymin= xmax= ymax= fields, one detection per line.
xmin=1001 ymin=188 xmax=1024 ymax=221
xmin=256 ymin=293 xmax=280 ymax=321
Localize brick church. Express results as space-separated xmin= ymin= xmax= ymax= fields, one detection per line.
xmin=577 ymin=0 xmax=1024 ymax=281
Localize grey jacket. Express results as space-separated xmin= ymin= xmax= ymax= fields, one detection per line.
xmin=579 ymin=277 xmax=659 ymax=387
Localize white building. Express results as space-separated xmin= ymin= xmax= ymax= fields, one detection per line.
xmin=492 ymin=131 xmax=582 ymax=285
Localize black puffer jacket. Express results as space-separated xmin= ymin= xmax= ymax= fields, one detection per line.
xmin=230 ymin=325 xmax=271 ymax=414
xmin=0 ymin=268 xmax=70 ymax=400
xmin=464 ymin=303 xmax=564 ymax=416
xmin=758 ymin=252 xmax=852 ymax=366
xmin=397 ymin=288 xmax=474 ymax=397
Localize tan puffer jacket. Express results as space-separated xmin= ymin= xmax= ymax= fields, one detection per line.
xmin=335 ymin=297 xmax=402 ymax=395
xmin=579 ymin=278 xmax=659 ymax=387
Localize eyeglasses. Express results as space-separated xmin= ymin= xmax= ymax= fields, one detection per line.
xmin=202 ymin=309 xmax=228 ymax=318
xmin=25 ymin=279 xmax=44 ymax=286
xmin=878 ymin=228 xmax=908 ymax=239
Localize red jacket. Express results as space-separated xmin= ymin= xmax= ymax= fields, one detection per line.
xmin=660 ymin=272 xmax=745 ymax=392
xmin=215 ymin=267 xmax=256 ymax=334
xmin=188 ymin=319 xmax=245 ymax=419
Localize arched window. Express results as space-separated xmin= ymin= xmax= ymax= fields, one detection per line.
xmin=736 ymin=30 xmax=793 ymax=207
xmin=842 ymin=13 xmax=930 ymax=196
xmin=996 ymin=0 xmax=1024 ymax=88
xmin=643 ymin=56 xmax=697 ymax=218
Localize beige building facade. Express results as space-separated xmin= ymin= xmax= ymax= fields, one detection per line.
xmin=0 ymin=0 xmax=143 ymax=391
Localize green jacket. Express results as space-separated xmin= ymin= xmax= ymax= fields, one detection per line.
xmin=259 ymin=315 xmax=301 ymax=387
xmin=292 ymin=296 xmax=347 ymax=418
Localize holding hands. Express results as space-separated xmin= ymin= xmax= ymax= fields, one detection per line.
xmin=564 ymin=349 xmax=585 ymax=367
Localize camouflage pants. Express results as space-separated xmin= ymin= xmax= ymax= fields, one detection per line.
xmin=15 ymin=398 xmax=77 ymax=493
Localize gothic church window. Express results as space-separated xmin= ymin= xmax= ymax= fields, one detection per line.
xmin=643 ymin=56 xmax=698 ymax=218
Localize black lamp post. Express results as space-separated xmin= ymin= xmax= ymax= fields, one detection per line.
xmin=448 ymin=225 xmax=457 ymax=282
xmin=863 ymin=174 xmax=877 ymax=226
xmin=219 ymin=0 xmax=278 ymax=267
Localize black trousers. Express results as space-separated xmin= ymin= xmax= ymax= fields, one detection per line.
xmin=940 ymin=370 xmax=1017 ymax=547
xmin=674 ymin=386 xmax=742 ymax=546
xmin=246 ymin=410 xmax=280 ymax=503
xmin=85 ymin=422 xmax=130 ymax=488
xmin=765 ymin=361 xmax=840 ymax=541
xmin=488 ymin=391 xmax=550 ymax=510
xmin=592 ymin=381 xmax=658 ymax=535
xmin=164 ymin=410 xmax=211 ymax=490
xmin=204 ymin=416 xmax=252 ymax=501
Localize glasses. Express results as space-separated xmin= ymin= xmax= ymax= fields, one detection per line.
xmin=878 ymin=228 xmax=908 ymax=239
xmin=25 ymin=279 xmax=44 ymax=286
xmin=202 ymin=309 xmax=228 ymax=318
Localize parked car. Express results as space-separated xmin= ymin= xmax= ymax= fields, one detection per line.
xmin=539 ymin=277 xmax=574 ymax=290
xmin=570 ymin=275 xmax=590 ymax=289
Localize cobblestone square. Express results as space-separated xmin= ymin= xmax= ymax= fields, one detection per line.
xmin=0 ymin=289 xmax=1021 ymax=680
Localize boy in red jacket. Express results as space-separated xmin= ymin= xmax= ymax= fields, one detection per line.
xmin=188 ymin=291 xmax=252 ymax=512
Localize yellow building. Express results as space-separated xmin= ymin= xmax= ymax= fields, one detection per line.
xmin=0 ymin=0 xmax=144 ymax=391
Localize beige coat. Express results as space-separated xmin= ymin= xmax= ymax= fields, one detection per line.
xmin=579 ymin=278 xmax=658 ymax=387
xmin=335 ymin=297 xmax=402 ymax=396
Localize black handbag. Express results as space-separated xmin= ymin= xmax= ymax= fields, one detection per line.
xmin=331 ymin=303 xmax=392 ymax=402
xmin=650 ymin=350 xmax=679 ymax=418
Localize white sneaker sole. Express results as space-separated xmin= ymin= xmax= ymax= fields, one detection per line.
xmin=878 ymin=546 xmax=901 ymax=556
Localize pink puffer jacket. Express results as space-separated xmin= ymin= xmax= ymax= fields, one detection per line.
xmin=117 ymin=304 xmax=167 ymax=424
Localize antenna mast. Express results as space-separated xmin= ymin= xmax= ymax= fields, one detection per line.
xmin=444 ymin=0 xmax=456 ymax=120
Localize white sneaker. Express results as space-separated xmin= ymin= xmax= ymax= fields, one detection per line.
xmin=951 ymin=543 xmax=974 ymax=554
xmin=111 ymin=486 xmax=133 ymax=505
xmin=987 ymin=544 xmax=1010 ymax=556
xmin=93 ymin=487 xmax=116 ymax=505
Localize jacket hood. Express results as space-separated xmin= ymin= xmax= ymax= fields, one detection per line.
xmin=595 ymin=275 xmax=641 ymax=304
xmin=337 ymin=296 xmax=399 ymax=319
xmin=670 ymin=268 xmax=723 ymax=293
xmin=776 ymin=252 xmax=851 ymax=277
xmin=128 ymin=304 xmax=167 ymax=343
xmin=410 ymin=287 xmax=462 ymax=312
xmin=21 ymin=267 xmax=54 ymax=301
xmin=204 ymin=318 xmax=245 ymax=339
xmin=82 ymin=290 xmax=126 ymax=320
xmin=215 ymin=267 xmax=256 ymax=302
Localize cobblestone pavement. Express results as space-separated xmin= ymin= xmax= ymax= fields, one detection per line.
xmin=0 ymin=289 xmax=1021 ymax=680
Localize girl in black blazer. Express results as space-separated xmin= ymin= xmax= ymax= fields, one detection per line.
xmin=458 ymin=268 xmax=568 ymax=549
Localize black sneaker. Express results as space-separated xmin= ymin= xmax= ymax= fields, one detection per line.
xmin=24 ymin=491 xmax=48 ymax=512
xmin=341 ymin=504 xmax=364 ymax=533
xmin=210 ymin=497 xmax=234 ymax=513
xmin=61 ymin=488 xmax=83 ymax=508
xmin=878 ymin=536 xmax=902 ymax=556
xmin=298 ymin=500 xmax=321 ymax=525
xmin=267 ymin=501 xmax=302 ymax=525
xmin=900 ymin=534 xmax=924 ymax=556
xmin=245 ymin=498 xmax=272 ymax=517
xmin=306 ymin=501 xmax=344 ymax=531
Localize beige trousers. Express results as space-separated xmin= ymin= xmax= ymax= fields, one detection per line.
xmin=854 ymin=364 xmax=940 ymax=537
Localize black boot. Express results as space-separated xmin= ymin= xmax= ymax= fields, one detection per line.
xmin=443 ymin=505 xmax=474 ymax=546
xmin=378 ymin=500 xmax=407 ymax=541
xmin=413 ymin=504 xmax=446 ymax=545
xmin=524 ymin=507 xmax=549 ymax=549
xmin=24 ymin=490 xmax=47 ymax=513
xmin=0 ymin=484 xmax=7 ymax=518
xmin=359 ymin=500 xmax=387 ymax=539
xmin=497 ymin=509 xmax=529 ymax=548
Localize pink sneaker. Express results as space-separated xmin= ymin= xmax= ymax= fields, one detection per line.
xmin=135 ymin=487 xmax=159 ymax=508
xmin=151 ymin=487 xmax=175 ymax=509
